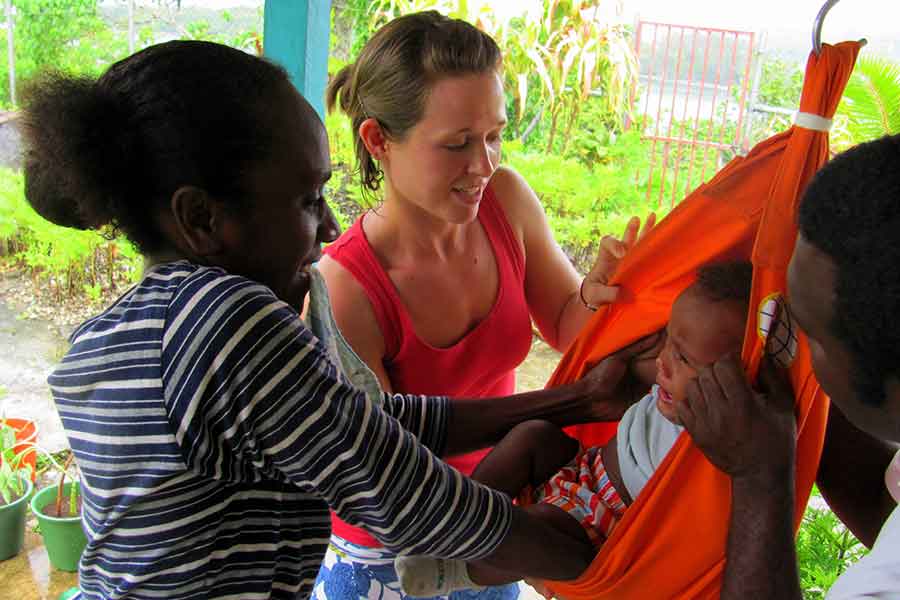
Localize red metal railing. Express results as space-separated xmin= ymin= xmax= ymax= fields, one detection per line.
xmin=632 ymin=21 xmax=757 ymax=208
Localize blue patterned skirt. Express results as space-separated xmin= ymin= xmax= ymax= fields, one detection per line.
xmin=313 ymin=535 xmax=521 ymax=600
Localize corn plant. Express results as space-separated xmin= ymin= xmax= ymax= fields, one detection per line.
xmin=509 ymin=1 xmax=638 ymax=153
xmin=362 ymin=1 xmax=638 ymax=156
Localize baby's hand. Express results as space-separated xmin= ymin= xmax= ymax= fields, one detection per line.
xmin=581 ymin=213 xmax=656 ymax=309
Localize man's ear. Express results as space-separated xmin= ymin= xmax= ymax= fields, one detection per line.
xmin=359 ymin=117 xmax=388 ymax=160
xmin=170 ymin=185 xmax=226 ymax=258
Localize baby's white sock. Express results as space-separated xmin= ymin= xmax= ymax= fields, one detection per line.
xmin=395 ymin=555 xmax=483 ymax=597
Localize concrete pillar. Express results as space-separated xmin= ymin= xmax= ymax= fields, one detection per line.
xmin=264 ymin=0 xmax=333 ymax=119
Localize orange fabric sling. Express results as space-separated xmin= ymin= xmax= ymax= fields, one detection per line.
xmin=543 ymin=42 xmax=861 ymax=600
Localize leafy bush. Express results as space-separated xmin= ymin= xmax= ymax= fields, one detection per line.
xmin=798 ymin=488 xmax=868 ymax=599
xmin=504 ymin=129 xmax=659 ymax=271
xmin=0 ymin=168 xmax=142 ymax=303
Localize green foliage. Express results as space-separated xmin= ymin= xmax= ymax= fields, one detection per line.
xmin=505 ymin=1 xmax=638 ymax=154
xmin=352 ymin=1 xmax=637 ymax=161
xmin=757 ymin=56 xmax=804 ymax=108
xmin=797 ymin=489 xmax=868 ymax=599
xmin=0 ymin=0 xmax=118 ymax=107
xmin=730 ymin=55 xmax=803 ymax=148
xmin=331 ymin=0 xmax=374 ymax=59
xmin=35 ymin=448 xmax=69 ymax=478
xmin=0 ymin=1 xmax=263 ymax=108
xmin=13 ymin=0 xmax=100 ymax=67
xmin=504 ymin=129 xmax=658 ymax=271
xmin=83 ymin=282 xmax=103 ymax=304
xmin=834 ymin=55 xmax=900 ymax=150
xmin=326 ymin=110 xmax=356 ymax=170
xmin=0 ymin=168 xmax=143 ymax=302
xmin=177 ymin=15 xmax=261 ymax=53
xmin=742 ymin=53 xmax=900 ymax=153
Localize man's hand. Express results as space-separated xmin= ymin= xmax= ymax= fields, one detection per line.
xmin=675 ymin=354 xmax=797 ymax=482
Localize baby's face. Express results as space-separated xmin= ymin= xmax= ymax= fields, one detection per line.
xmin=655 ymin=288 xmax=746 ymax=424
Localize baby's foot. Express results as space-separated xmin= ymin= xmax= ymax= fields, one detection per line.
xmin=395 ymin=555 xmax=482 ymax=597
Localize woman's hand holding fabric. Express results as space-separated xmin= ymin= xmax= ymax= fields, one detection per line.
xmin=580 ymin=213 xmax=656 ymax=310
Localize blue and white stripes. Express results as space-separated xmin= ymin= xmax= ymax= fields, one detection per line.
xmin=49 ymin=262 xmax=511 ymax=599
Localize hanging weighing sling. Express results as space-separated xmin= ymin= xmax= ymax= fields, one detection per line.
xmin=541 ymin=41 xmax=862 ymax=600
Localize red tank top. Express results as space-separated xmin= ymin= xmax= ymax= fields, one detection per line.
xmin=324 ymin=185 xmax=533 ymax=547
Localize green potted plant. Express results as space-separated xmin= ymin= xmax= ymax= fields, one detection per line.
xmin=31 ymin=453 xmax=87 ymax=572
xmin=0 ymin=419 xmax=34 ymax=561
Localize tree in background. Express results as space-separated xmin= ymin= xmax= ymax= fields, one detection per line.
xmin=0 ymin=0 xmax=125 ymax=107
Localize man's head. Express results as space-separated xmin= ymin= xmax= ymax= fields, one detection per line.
xmin=656 ymin=261 xmax=753 ymax=423
xmin=790 ymin=134 xmax=900 ymax=442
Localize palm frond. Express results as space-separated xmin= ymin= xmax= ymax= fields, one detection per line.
xmin=838 ymin=55 xmax=900 ymax=143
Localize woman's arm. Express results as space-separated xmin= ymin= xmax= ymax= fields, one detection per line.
xmin=380 ymin=332 xmax=655 ymax=458
xmin=443 ymin=351 xmax=630 ymax=455
xmin=490 ymin=167 xmax=587 ymax=351
xmin=162 ymin=272 xmax=593 ymax=578
xmin=491 ymin=167 xmax=652 ymax=352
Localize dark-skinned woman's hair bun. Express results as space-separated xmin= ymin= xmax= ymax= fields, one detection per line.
xmin=22 ymin=72 xmax=133 ymax=230
xmin=20 ymin=40 xmax=290 ymax=253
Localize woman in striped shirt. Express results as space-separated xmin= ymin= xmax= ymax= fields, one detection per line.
xmin=21 ymin=41 xmax=640 ymax=599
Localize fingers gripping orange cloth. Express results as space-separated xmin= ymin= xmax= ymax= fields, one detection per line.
xmin=543 ymin=42 xmax=861 ymax=600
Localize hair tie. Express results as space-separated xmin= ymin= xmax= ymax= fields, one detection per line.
xmin=580 ymin=278 xmax=598 ymax=312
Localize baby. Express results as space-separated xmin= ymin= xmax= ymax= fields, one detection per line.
xmin=396 ymin=260 xmax=753 ymax=596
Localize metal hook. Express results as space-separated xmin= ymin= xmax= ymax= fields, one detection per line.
xmin=812 ymin=0 xmax=841 ymax=55
xmin=813 ymin=0 xmax=868 ymax=55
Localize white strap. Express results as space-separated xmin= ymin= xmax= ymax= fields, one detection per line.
xmin=794 ymin=111 xmax=833 ymax=131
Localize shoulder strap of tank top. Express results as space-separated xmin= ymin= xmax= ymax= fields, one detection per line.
xmin=478 ymin=184 xmax=526 ymax=282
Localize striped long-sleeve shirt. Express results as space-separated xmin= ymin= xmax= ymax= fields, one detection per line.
xmin=48 ymin=261 xmax=512 ymax=600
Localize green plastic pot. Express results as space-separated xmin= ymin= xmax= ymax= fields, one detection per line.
xmin=31 ymin=482 xmax=87 ymax=572
xmin=0 ymin=476 xmax=33 ymax=561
